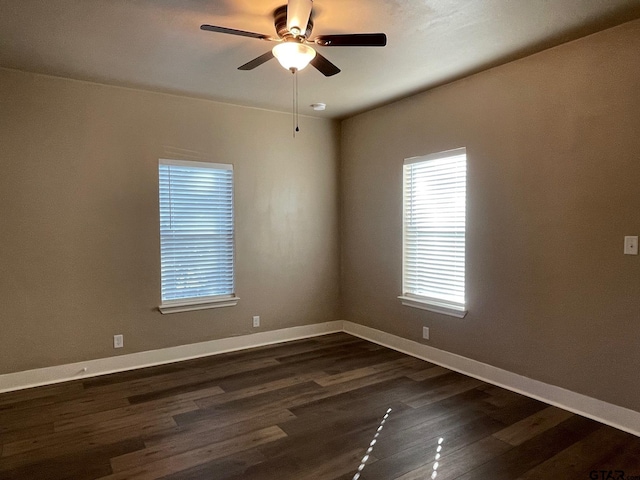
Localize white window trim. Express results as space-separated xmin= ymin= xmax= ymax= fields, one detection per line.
xmin=158 ymin=158 xmax=237 ymax=314
xmin=159 ymin=295 xmax=240 ymax=315
xmin=398 ymin=295 xmax=467 ymax=318
xmin=403 ymin=147 xmax=467 ymax=165
xmin=399 ymin=147 xmax=468 ymax=318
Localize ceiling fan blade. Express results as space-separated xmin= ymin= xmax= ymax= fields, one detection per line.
xmin=286 ymin=0 xmax=313 ymax=35
xmin=238 ymin=51 xmax=275 ymax=70
xmin=314 ymin=33 xmax=387 ymax=47
xmin=310 ymin=52 xmax=340 ymax=77
xmin=200 ymin=24 xmax=271 ymax=41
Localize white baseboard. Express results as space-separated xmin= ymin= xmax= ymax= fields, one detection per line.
xmin=1 ymin=319 xmax=638 ymax=437
xmin=0 ymin=321 xmax=343 ymax=394
xmin=343 ymin=321 xmax=640 ymax=437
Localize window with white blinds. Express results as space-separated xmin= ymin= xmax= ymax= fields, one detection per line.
xmin=399 ymin=148 xmax=467 ymax=318
xmin=158 ymin=159 xmax=237 ymax=314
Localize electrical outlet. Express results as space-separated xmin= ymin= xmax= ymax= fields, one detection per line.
xmin=252 ymin=316 xmax=260 ymax=328
xmin=422 ymin=327 xmax=430 ymax=340
xmin=113 ymin=334 xmax=124 ymax=349
xmin=624 ymin=236 xmax=638 ymax=255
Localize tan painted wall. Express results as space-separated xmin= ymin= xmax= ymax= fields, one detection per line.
xmin=2 ymin=19 xmax=639 ymax=416
xmin=340 ymin=20 xmax=640 ymax=412
xmin=0 ymin=69 xmax=340 ymax=374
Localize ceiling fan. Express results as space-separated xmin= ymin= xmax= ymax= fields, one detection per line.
xmin=200 ymin=0 xmax=387 ymax=77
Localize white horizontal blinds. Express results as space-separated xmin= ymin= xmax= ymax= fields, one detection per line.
xmin=159 ymin=160 xmax=234 ymax=303
xmin=403 ymin=149 xmax=466 ymax=309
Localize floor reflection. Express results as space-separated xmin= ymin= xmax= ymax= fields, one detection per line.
xmin=432 ymin=437 xmax=444 ymax=479
xmin=352 ymin=408 xmax=393 ymax=480
xmin=351 ymin=407 xmax=446 ymax=480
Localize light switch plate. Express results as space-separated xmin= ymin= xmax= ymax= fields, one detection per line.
xmin=423 ymin=326 xmax=430 ymax=340
xmin=624 ymin=236 xmax=638 ymax=255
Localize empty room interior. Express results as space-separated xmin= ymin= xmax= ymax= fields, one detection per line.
xmin=1 ymin=1 xmax=640 ymax=478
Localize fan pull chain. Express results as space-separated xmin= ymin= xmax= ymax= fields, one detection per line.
xmin=295 ymin=69 xmax=300 ymax=134
xmin=291 ymin=68 xmax=300 ymax=137
xmin=292 ymin=68 xmax=295 ymax=137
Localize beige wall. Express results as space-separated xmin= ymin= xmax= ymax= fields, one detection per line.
xmin=2 ymin=19 xmax=639 ymax=415
xmin=0 ymin=69 xmax=340 ymax=374
xmin=340 ymin=19 xmax=640 ymax=412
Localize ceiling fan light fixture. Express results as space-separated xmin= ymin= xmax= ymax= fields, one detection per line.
xmin=272 ymin=42 xmax=316 ymax=71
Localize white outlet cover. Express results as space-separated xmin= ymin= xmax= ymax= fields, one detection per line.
xmin=252 ymin=316 xmax=260 ymax=327
xmin=113 ymin=334 xmax=124 ymax=348
xmin=423 ymin=326 xmax=430 ymax=340
xmin=624 ymin=236 xmax=638 ymax=255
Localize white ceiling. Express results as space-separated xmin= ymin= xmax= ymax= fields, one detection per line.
xmin=1 ymin=0 xmax=639 ymax=119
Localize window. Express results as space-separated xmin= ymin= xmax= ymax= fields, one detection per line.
xmin=399 ymin=148 xmax=467 ymax=318
xmin=158 ymin=159 xmax=238 ymax=314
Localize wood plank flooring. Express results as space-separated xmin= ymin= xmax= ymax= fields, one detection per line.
xmin=1 ymin=333 xmax=639 ymax=479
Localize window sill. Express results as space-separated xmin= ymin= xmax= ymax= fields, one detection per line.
xmin=398 ymin=295 xmax=467 ymax=318
xmin=159 ymin=296 xmax=240 ymax=314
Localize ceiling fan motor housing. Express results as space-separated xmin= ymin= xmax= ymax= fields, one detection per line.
xmin=274 ymin=5 xmax=313 ymax=40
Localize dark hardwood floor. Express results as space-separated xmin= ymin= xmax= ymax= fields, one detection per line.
xmin=1 ymin=333 xmax=639 ymax=479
